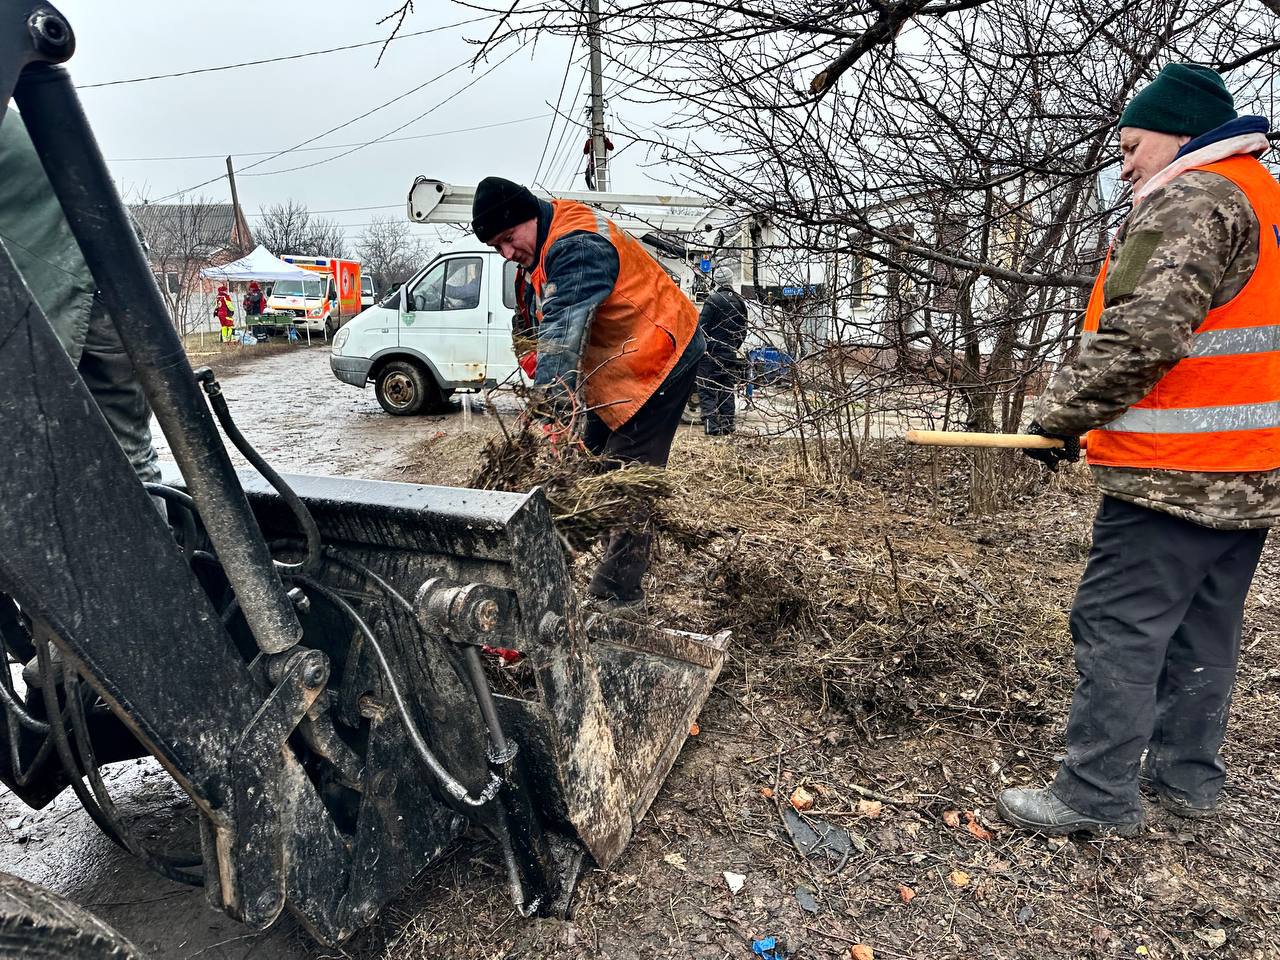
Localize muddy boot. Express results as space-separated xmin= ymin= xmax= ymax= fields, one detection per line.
xmin=997 ymin=787 xmax=1143 ymax=836
xmin=1139 ymin=759 xmax=1217 ymax=819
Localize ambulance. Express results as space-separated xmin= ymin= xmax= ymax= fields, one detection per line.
xmin=267 ymin=255 xmax=372 ymax=337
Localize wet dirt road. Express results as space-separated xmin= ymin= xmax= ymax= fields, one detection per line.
xmin=155 ymin=345 xmax=524 ymax=481
xmin=0 ymin=347 xmax=520 ymax=960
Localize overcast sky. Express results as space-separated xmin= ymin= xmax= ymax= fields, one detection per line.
xmin=58 ymin=1 xmax=665 ymax=242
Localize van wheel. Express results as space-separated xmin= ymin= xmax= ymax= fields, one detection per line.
xmin=375 ymin=360 xmax=440 ymax=416
xmin=324 ymin=317 xmax=337 ymax=338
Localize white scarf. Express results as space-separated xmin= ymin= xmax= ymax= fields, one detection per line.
xmin=1133 ymin=132 xmax=1272 ymax=203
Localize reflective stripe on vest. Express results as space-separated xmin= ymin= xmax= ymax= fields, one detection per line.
xmin=529 ymin=199 xmax=698 ymax=430
xmin=1080 ymin=323 xmax=1280 ymax=359
xmin=1082 ymin=154 xmax=1280 ymax=472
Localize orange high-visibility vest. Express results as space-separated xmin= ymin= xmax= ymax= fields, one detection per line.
xmin=530 ymin=200 xmax=698 ymax=430
xmin=1084 ymin=154 xmax=1280 ymax=472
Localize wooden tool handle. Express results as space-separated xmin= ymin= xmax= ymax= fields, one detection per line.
xmin=906 ymin=429 xmax=1085 ymax=450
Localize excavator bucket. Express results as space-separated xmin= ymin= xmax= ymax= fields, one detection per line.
xmin=211 ymin=469 xmax=730 ymax=930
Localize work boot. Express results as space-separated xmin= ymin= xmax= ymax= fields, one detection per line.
xmin=1155 ymin=791 xmax=1217 ymax=820
xmin=1139 ymin=756 xmax=1218 ymax=819
xmin=583 ymin=593 xmax=647 ymax=619
xmin=996 ymin=787 xmax=1143 ymax=837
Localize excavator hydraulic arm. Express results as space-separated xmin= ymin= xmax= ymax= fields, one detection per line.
xmin=0 ymin=1 xmax=728 ymax=945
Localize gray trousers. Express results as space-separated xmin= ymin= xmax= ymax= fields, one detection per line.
xmin=697 ymin=351 xmax=738 ymax=436
xmin=1053 ymin=496 xmax=1266 ymax=821
xmin=2 ymin=111 xmax=159 ymax=485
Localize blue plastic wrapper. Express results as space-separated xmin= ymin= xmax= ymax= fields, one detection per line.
xmin=752 ymin=936 xmax=783 ymax=959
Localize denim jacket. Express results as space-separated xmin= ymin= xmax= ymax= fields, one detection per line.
xmin=530 ymin=199 xmax=621 ymax=411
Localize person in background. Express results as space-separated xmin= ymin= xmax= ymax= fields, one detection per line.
xmin=242 ymin=280 xmax=266 ymax=319
xmin=697 ymin=265 xmax=749 ymax=436
xmin=214 ymin=284 xmax=235 ymax=343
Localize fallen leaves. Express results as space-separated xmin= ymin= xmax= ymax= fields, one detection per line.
xmin=949 ymin=869 xmax=971 ymax=888
xmin=663 ymin=851 xmax=687 ymax=872
xmin=941 ymin=808 xmax=994 ymax=841
xmin=760 ymin=787 xmax=775 ymax=799
xmin=688 ymin=722 xmax=700 ymax=736
xmin=964 ymin=810 xmax=994 ymax=841
xmin=850 ymin=946 xmax=875 ymax=960
xmin=896 ymin=883 xmax=916 ymax=903
xmin=856 ymin=799 xmax=883 ymax=818
xmin=1194 ymin=928 xmax=1227 ymax=949
xmin=789 ymin=786 xmax=815 ymax=811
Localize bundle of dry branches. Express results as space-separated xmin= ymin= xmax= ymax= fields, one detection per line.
xmin=469 ymin=421 xmax=678 ymax=551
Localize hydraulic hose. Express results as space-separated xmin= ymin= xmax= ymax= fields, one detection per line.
xmin=294 ymin=577 xmax=500 ymax=808
xmin=197 ymin=371 xmax=323 ymax=579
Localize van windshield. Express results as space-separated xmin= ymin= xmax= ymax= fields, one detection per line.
xmin=272 ymin=279 xmax=323 ymax=299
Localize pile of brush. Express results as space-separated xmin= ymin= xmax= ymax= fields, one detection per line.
xmin=470 ymin=420 xmax=680 ymax=552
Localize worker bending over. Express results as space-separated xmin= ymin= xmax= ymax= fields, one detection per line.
xmin=471 ymin=177 xmax=705 ymax=609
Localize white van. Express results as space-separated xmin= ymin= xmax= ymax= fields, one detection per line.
xmin=329 ymin=239 xmax=523 ymax=415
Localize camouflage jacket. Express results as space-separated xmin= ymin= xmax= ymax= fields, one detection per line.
xmin=1036 ymin=166 xmax=1280 ymax=530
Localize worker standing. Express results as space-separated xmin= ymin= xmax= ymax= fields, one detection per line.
xmin=999 ymin=64 xmax=1278 ymax=835
xmin=471 ymin=177 xmax=705 ymax=610
xmin=214 ymin=285 xmax=235 ymax=343
xmin=697 ymin=265 xmax=748 ymax=436
xmin=242 ymin=280 xmax=266 ymax=319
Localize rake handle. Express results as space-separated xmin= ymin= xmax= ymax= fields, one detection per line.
xmin=906 ymin=429 xmax=1086 ymax=450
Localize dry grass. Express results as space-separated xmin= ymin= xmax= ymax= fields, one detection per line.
xmin=334 ymin=428 xmax=1280 ymax=960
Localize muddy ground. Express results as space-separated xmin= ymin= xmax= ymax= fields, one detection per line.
xmin=4 ymin=345 xmax=1279 ymax=959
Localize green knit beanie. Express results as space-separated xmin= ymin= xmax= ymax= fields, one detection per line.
xmin=1118 ymin=63 xmax=1236 ymax=136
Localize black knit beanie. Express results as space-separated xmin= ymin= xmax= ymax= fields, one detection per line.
xmin=471 ymin=177 xmax=540 ymax=242
xmin=1118 ymin=63 xmax=1236 ymax=137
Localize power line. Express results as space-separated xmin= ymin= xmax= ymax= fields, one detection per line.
xmin=241 ymin=43 xmax=525 ymax=178
xmin=532 ymin=32 xmax=580 ymax=188
xmin=107 ymin=114 xmax=548 ymax=163
xmin=77 ymin=16 xmax=490 ymax=89
xmin=148 ymin=51 xmax=476 ymax=202
xmin=246 ymin=204 xmax=401 ymax=219
xmin=544 ymin=66 xmax=589 ymax=190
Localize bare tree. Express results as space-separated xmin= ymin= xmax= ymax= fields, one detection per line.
xmin=255 ymin=199 xmax=350 ymax=257
xmin=130 ymin=193 xmax=231 ymax=337
xmin=447 ymin=0 xmax=1279 ymax=509
xmin=355 ymin=215 xmax=435 ymax=293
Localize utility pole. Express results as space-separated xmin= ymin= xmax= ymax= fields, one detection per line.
xmin=225 ymin=155 xmax=247 ymax=254
xmin=586 ymin=0 xmax=609 ymax=192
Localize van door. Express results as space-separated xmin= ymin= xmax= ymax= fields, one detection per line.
xmin=487 ymin=258 xmax=521 ymax=384
xmin=400 ymin=255 xmax=487 ymax=386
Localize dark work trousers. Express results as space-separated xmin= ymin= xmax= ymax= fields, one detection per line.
xmin=1052 ymin=496 xmax=1267 ymax=821
xmin=582 ymin=326 xmax=705 ymax=602
xmin=697 ymin=351 xmax=739 ymax=436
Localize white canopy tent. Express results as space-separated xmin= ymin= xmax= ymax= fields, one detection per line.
xmin=200 ymin=245 xmax=316 ymax=344
xmin=200 ymin=244 xmax=313 ymax=283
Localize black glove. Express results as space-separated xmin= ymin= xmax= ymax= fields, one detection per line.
xmin=1023 ymin=421 xmax=1081 ymax=472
